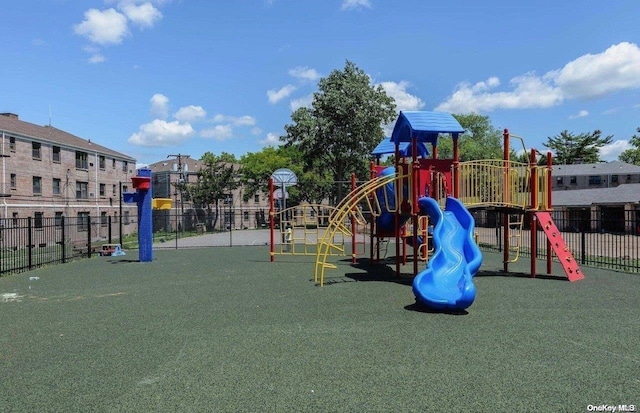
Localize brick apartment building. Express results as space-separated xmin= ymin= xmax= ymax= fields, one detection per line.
xmin=0 ymin=112 xmax=137 ymax=236
xmin=147 ymin=156 xmax=271 ymax=232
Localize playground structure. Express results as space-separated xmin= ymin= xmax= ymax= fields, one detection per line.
xmin=301 ymin=111 xmax=583 ymax=310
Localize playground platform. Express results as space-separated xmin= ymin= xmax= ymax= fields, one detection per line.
xmin=1 ymin=246 xmax=637 ymax=412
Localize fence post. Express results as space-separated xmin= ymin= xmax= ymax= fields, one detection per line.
xmin=108 ymin=215 xmax=112 ymax=244
xmin=581 ymin=229 xmax=586 ymax=265
xmin=61 ymin=216 xmax=67 ymax=263
xmin=28 ymin=217 xmax=33 ymax=270
xmin=87 ymin=216 xmax=92 ymax=258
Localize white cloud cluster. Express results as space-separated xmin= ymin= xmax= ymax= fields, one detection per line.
xmin=569 ymin=110 xmax=589 ymax=119
xmin=129 ymin=119 xmax=194 ymax=147
xmin=267 ymin=85 xmax=297 ymax=104
xmin=379 ymin=80 xmax=425 ymax=112
xmin=600 ymin=140 xmax=631 ymax=161
xmin=129 ymin=94 xmax=262 ymax=146
xmin=288 ymin=66 xmax=321 ymax=81
xmin=341 ymin=0 xmax=372 ymax=10
xmin=259 ymin=132 xmax=281 ymax=147
xmin=74 ymin=1 xmax=167 ymax=63
xmin=436 ymin=42 xmax=640 ymax=113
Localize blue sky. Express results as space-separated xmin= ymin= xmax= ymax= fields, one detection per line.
xmin=2 ymin=0 xmax=640 ymax=166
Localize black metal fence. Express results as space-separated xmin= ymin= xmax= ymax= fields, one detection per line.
xmin=2 ymin=210 xmax=639 ymax=276
xmin=474 ymin=211 xmax=640 ymax=273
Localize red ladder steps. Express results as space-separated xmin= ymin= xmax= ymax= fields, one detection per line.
xmin=534 ymin=212 xmax=585 ymax=282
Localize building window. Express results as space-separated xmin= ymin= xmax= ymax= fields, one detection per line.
xmin=32 ymin=142 xmax=41 ymax=160
xmin=9 ymin=136 xmax=15 ymax=151
xmin=77 ymin=212 xmax=90 ymax=231
xmin=124 ymin=211 xmax=130 ymax=225
xmin=55 ymin=212 xmax=63 ymax=226
xmin=122 ymin=185 xmax=128 ymax=192
xmin=611 ymin=175 xmax=619 ymax=184
xmin=100 ymin=183 xmax=106 ymax=197
xmin=223 ymin=194 xmax=233 ymax=205
xmin=12 ymin=212 xmax=18 ymax=226
xmin=243 ymin=211 xmax=249 ymax=221
xmin=570 ymin=176 xmax=577 ymax=185
xmin=122 ymin=160 xmax=128 ymax=172
xmin=52 ymin=146 xmax=61 ymax=163
xmin=112 ymin=158 xmax=116 ymax=168
xmin=254 ymin=194 xmax=260 ymax=203
xmin=588 ymin=175 xmax=602 ymax=185
xmin=99 ymin=155 xmax=106 ymax=170
xmin=53 ymin=178 xmax=61 ymax=195
xmin=76 ymin=151 xmax=88 ymax=169
xmin=101 ymin=211 xmax=108 ymax=227
xmin=10 ymin=173 xmax=16 ymax=189
xmin=34 ymin=212 xmax=44 ymax=229
xmin=556 ymin=177 xmax=563 ymax=185
xmin=76 ymin=181 xmax=88 ymax=199
xmin=33 ymin=176 xmax=42 ymax=195
xmin=627 ymin=175 xmax=632 ymax=182
xmin=112 ymin=184 xmax=117 ymax=195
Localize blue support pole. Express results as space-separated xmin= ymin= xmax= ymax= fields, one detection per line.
xmin=136 ymin=168 xmax=153 ymax=262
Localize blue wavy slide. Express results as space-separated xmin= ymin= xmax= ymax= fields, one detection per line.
xmin=412 ymin=196 xmax=482 ymax=311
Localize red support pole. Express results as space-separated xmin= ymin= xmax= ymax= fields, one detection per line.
xmin=269 ymin=177 xmax=275 ymax=262
xmin=530 ymin=148 xmax=538 ymax=278
xmin=452 ymin=134 xmax=460 ymax=199
xmin=546 ymin=151 xmax=553 ymax=274
xmin=412 ymin=137 xmax=419 ymax=276
xmin=395 ymin=142 xmax=401 ymax=277
xmin=503 ymin=129 xmax=510 ymax=272
xmin=351 ymin=173 xmax=357 ymax=264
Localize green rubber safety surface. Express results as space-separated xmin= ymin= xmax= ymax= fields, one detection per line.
xmin=0 ymin=247 xmax=638 ymax=412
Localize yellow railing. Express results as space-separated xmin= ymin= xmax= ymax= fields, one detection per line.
xmin=458 ymin=160 xmax=530 ymax=209
xmin=314 ymin=172 xmax=406 ymax=286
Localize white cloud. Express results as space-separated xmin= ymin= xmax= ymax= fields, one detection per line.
xmin=150 ymin=93 xmax=169 ymax=119
xmin=213 ymin=114 xmax=256 ymax=126
xmin=251 ymin=127 xmax=263 ymax=135
xmin=379 ymin=81 xmax=425 ymax=112
xmin=554 ymin=42 xmax=640 ymax=99
xmin=600 ymin=140 xmax=631 ymax=161
xmin=289 ymin=66 xmax=321 ymax=81
xmin=128 ymin=119 xmax=194 ymax=147
xmin=119 ymin=2 xmax=163 ymax=28
xmin=267 ymin=85 xmax=297 ymax=104
xmin=290 ymin=94 xmax=314 ymax=111
xmin=88 ymin=53 xmax=106 ymax=64
xmin=436 ymin=73 xmax=563 ymax=113
xmin=436 ymin=42 xmax=640 ymax=113
xmin=259 ymin=132 xmax=281 ymax=147
xmin=174 ymin=105 xmax=206 ymax=122
xmin=569 ymin=110 xmax=589 ymax=119
xmin=201 ymin=124 xmax=233 ymax=141
xmin=341 ymin=0 xmax=372 ymax=10
xmin=74 ymin=8 xmax=129 ymax=45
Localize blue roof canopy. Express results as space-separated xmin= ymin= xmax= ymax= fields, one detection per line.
xmin=372 ymin=138 xmax=429 ymax=158
xmin=390 ymin=111 xmax=465 ymax=145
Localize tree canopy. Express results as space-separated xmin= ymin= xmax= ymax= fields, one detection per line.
xmin=618 ymin=127 xmax=640 ymax=165
xmin=434 ymin=113 xmax=503 ymax=161
xmin=186 ymin=152 xmax=240 ymax=229
xmin=281 ymin=60 xmax=397 ymax=203
xmin=543 ymin=130 xmax=613 ymax=164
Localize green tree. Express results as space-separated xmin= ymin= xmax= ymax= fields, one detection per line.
xmin=543 ymin=130 xmax=613 ymax=164
xmin=618 ymin=127 xmax=640 ymax=165
xmin=186 ymin=152 xmax=240 ymax=230
xmin=239 ymin=146 xmax=295 ymax=203
xmin=434 ymin=113 xmax=503 ymax=161
xmin=282 ymin=60 xmax=397 ymax=204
